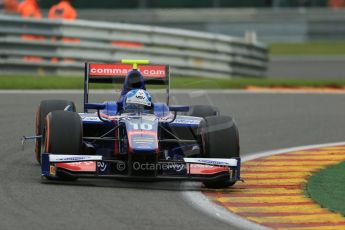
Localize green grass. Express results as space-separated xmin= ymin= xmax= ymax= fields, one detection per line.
xmin=307 ymin=161 xmax=345 ymax=216
xmin=270 ymin=42 xmax=345 ymax=55
xmin=0 ymin=75 xmax=109 ymax=90
xmin=1 ymin=75 xmax=345 ymax=89
xmin=171 ymin=76 xmax=345 ymax=89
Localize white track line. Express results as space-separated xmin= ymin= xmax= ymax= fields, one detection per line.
xmin=183 ymin=141 xmax=345 ymax=230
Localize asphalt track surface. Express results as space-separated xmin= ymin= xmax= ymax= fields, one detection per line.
xmin=1 ymin=90 xmax=345 ymax=230
xmin=268 ymin=56 xmax=345 ymax=80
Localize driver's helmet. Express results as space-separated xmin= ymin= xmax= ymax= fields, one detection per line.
xmin=123 ymin=89 xmax=152 ymax=113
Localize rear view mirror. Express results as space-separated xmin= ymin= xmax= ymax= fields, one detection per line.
xmin=169 ymin=105 xmax=189 ymax=112
xmin=85 ymin=103 xmax=106 ymax=110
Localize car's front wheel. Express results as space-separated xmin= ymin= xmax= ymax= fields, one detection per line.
xmin=43 ymin=111 xmax=82 ymax=180
xmin=199 ymin=115 xmax=240 ymax=188
xmin=35 ymin=100 xmax=76 ymax=163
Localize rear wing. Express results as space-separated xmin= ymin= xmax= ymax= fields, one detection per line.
xmin=84 ymin=61 xmax=170 ymax=112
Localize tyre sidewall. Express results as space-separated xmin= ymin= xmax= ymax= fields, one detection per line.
xmin=35 ymin=100 xmax=75 ymax=163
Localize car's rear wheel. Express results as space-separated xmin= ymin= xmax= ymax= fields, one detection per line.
xmin=44 ymin=111 xmax=82 ymax=180
xmin=199 ymin=116 xmax=240 ymax=188
xmin=188 ymin=105 xmax=219 ymax=117
xmin=35 ymin=100 xmax=75 ymax=163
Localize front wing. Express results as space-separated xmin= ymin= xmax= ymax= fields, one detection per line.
xmin=41 ymin=154 xmax=241 ymax=183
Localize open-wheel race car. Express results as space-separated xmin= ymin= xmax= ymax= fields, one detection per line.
xmin=25 ymin=60 xmax=241 ymax=188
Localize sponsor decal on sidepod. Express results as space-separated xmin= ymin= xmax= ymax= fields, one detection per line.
xmin=172 ymin=119 xmax=200 ymax=125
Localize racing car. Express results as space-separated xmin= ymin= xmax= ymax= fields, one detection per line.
xmin=25 ymin=60 xmax=241 ymax=188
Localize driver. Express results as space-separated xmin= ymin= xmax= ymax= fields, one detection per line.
xmin=123 ymin=89 xmax=153 ymax=114
xmin=118 ymin=69 xmax=146 ymax=110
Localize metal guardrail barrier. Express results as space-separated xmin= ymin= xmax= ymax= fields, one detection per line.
xmin=0 ymin=15 xmax=268 ymax=78
xmin=74 ymin=8 xmax=345 ymax=42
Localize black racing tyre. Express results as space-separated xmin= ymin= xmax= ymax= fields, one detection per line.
xmin=35 ymin=100 xmax=75 ymax=163
xmin=44 ymin=111 xmax=82 ymax=155
xmin=44 ymin=111 xmax=82 ymax=181
xmin=199 ymin=116 xmax=240 ymax=188
xmin=188 ymin=105 xmax=219 ymax=118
